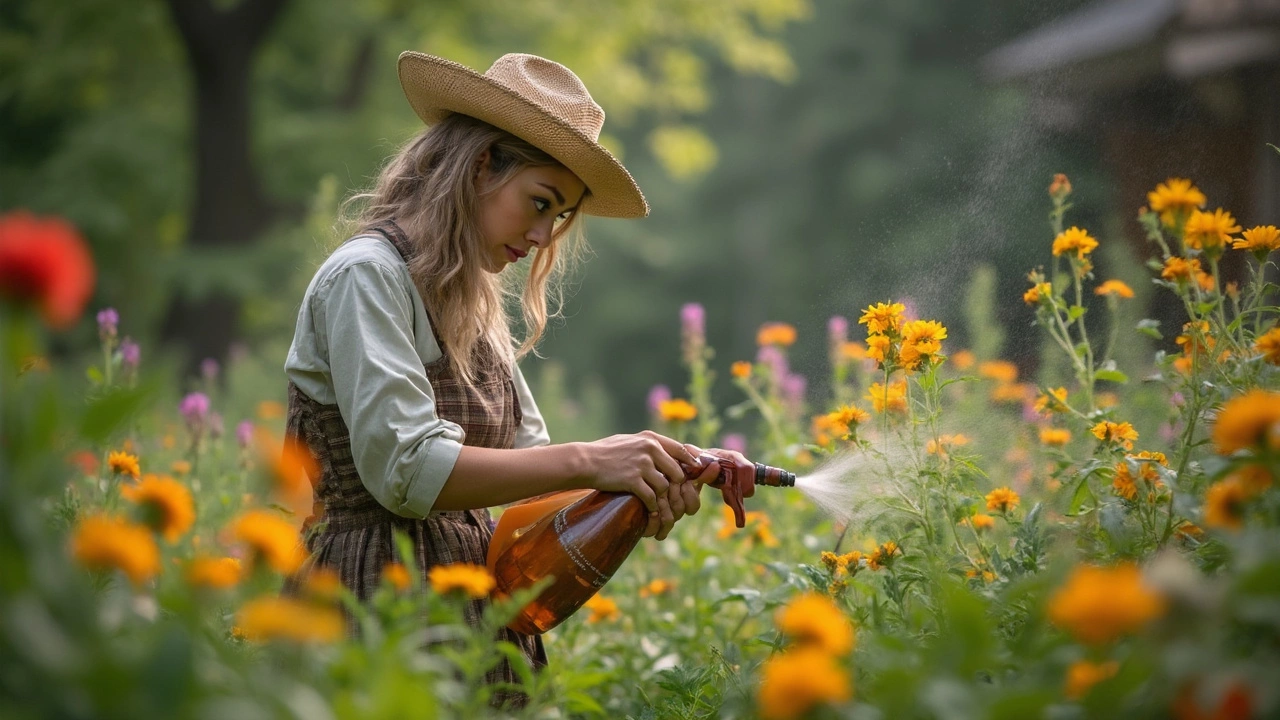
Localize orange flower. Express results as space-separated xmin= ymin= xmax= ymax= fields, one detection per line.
xmin=1048 ymin=563 xmax=1165 ymax=645
xmin=1174 ymin=680 xmax=1254 ymax=720
xmin=0 ymin=211 xmax=96 ymax=328
xmin=865 ymin=334 xmax=891 ymax=364
xmin=985 ymin=487 xmax=1020 ymax=513
xmin=865 ymin=380 xmax=907 ymax=414
xmin=235 ymin=596 xmax=344 ymax=643
xmin=1232 ymin=225 xmax=1280 ymax=256
xmin=1204 ymin=476 xmax=1251 ymax=530
xmin=757 ymin=648 xmax=852 ymax=720
xmin=428 ymin=563 xmax=495 ymax=598
xmin=961 ymin=513 xmax=995 ymax=531
xmin=658 ymin=398 xmax=698 ymax=423
xmin=757 ymin=322 xmax=798 ymax=347
xmin=858 ymin=302 xmax=906 ymax=335
xmin=1147 ymin=178 xmax=1206 ymax=226
xmin=1094 ymin=279 xmax=1134 ymax=298
xmin=382 ymin=562 xmax=412 ymax=592
xmin=898 ymin=319 xmax=947 ymax=370
xmin=1162 ymin=256 xmax=1213 ymax=290
xmin=1034 ymin=387 xmax=1069 ymax=415
xmin=226 ymin=510 xmax=305 ymax=575
xmin=977 ymin=360 xmax=1018 ymax=383
xmin=1052 ymin=227 xmax=1099 ymax=259
xmin=1049 ymin=173 xmax=1072 ymax=198
xmin=639 ymin=578 xmax=674 ymax=597
xmin=839 ymin=341 xmax=867 ymax=361
xmin=1211 ymin=389 xmax=1280 ymax=454
xmin=107 ymin=450 xmax=141 ymax=479
xmin=70 ymin=514 xmax=161 ymax=586
xmin=1024 ymin=282 xmax=1052 ymax=305
xmin=731 ymin=361 xmax=753 ymax=379
xmin=1184 ymin=208 xmax=1241 ymax=256
xmin=926 ymin=433 xmax=969 ymax=456
xmin=121 ymin=474 xmax=196 ymax=542
xmin=1255 ymin=327 xmax=1280 ymax=365
xmin=950 ymin=349 xmax=975 ymax=370
xmin=775 ymin=593 xmax=855 ymax=655
xmin=1065 ymin=660 xmax=1119 ymax=700
xmin=990 ymin=382 xmax=1034 ymax=404
xmin=867 ymin=541 xmax=899 ymax=570
xmin=254 ymin=431 xmax=319 ymax=520
xmin=583 ymin=594 xmax=620 ymax=623
xmin=185 ymin=556 xmax=243 ymax=589
xmin=256 ymin=400 xmax=286 ymax=420
xmin=1091 ymin=421 xmax=1139 ymax=451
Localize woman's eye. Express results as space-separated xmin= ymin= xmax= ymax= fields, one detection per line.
xmin=533 ymin=197 xmax=550 ymax=213
xmin=555 ymin=211 xmax=571 ymax=223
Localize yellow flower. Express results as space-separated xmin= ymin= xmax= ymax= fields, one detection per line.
xmin=1094 ymin=279 xmax=1134 ymax=298
xmin=899 ymin=319 xmax=947 ymax=370
xmin=256 ymin=400 xmax=286 ymax=420
xmin=1211 ymin=389 xmax=1280 ymax=454
xmin=302 ymin=568 xmax=344 ymax=602
xmin=978 ymin=360 xmax=1018 ymax=383
xmin=865 ymin=380 xmax=907 ymax=414
xmin=865 ymin=334 xmax=891 ymax=364
xmin=757 ymin=322 xmax=798 ymax=347
xmin=1161 ymin=256 xmax=1214 ymax=291
xmin=1091 ymin=421 xmax=1139 ymax=451
xmin=731 ymin=361 xmax=753 ymax=379
xmin=1254 ymin=327 xmax=1280 ymax=365
xmin=639 ymin=579 xmax=674 ymax=598
xmin=1096 ymin=391 xmax=1120 ymax=409
xmin=658 ymin=398 xmax=698 ymax=423
xmin=1024 ymin=282 xmax=1052 ymax=305
xmin=382 ymin=562 xmax=412 ymax=592
xmin=1112 ymin=452 xmax=1167 ymax=501
xmin=1147 ymin=178 xmax=1206 ymax=226
xmin=757 ymin=648 xmax=853 ymax=720
xmin=1065 ymin=660 xmax=1119 ymax=700
xmin=107 ymin=450 xmax=141 ymax=479
xmin=775 ymin=593 xmax=855 ymax=655
xmin=1052 ymin=227 xmax=1099 ymax=259
xmin=121 ymin=474 xmax=195 ymax=543
xmin=583 ymin=594 xmax=620 ymax=623
xmin=951 ymin=349 xmax=975 ymax=370
xmin=962 ymin=513 xmax=995 ymax=531
xmin=990 ymin=382 xmax=1034 ymax=404
xmin=1183 ymin=208 xmax=1241 ymax=255
xmin=858 ymin=302 xmax=906 ymax=335
xmin=867 ymin=541 xmax=899 ymax=570
xmin=1035 ymin=387 xmax=1069 ymax=415
xmin=839 ymin=341 xmax=867 ymax=361
xmin=185 ymin=556 xmax=242 ymax=589
xmin=226 ymin=510 xmax=305 ymax=575
xmin=1047 ymin=563 xmax=1165 ymax=646
xmin=169 ymin=460 xmax=192 ymax=476
xmin=1204 ymin=476 xmax=1251 ymax=531
xmin=985 ymin=487 xmax=1020 ymax=513
xmin=235 ymin=596 xmax=344 ymax=643
xmin=428 ymin=563 xmax=495 ymax=598
xmin=1233 ymin=225 xmax=1280 ymax=255
xmin=1230 ymin=464 xmax=1274 ymax=494
xmin=926 ymin=433 xmax=969 ymax=456
xmin=70 ymin=514 xmax=161 ymax=586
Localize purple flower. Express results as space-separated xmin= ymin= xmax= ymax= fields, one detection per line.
xmin=647 ymin=385 xmax=671 ymax=416
xmin=180 ymin=392 xmax=211 ymax=433
xmin=782 ymin=373 xmax=807 ymax=410
xmin=828 ymin=315 xmax=848 ymax=345
xmin=1171 ymin=392 xmax=1186 ymax=408
xmin=200 ymin=358 xmax=220 ymax=382
xmin=97 ymin=308 xmax=118 ymax=340
xmin=756 ymin=345 xmax=789 ymax=382
xmin=720 ymin=433 xmax=747 ymax=455
xmin=681 ymin=303 xmax=706 ymax=364
xmin=120 ymin=338 xmax=141 ymax=369
xmin=236 ymin=420 xmax=254 ymax=449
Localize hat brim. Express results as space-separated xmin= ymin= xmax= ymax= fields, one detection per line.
xmin=397 ymin=52 xmax=649 ymax=219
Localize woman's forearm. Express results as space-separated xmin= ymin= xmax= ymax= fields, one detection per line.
xmin=430 ymin=443 xmax=593 ymax=511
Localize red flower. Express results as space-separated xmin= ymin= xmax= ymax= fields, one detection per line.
xmin=0 ymin=211 xmax=95 ymax=328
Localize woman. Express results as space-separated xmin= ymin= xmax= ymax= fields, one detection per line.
xmin=283 ymin=52 xmax=724 ymax=701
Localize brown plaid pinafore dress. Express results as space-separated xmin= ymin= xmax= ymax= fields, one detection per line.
xmin=285 ymin=222 xmax=546 ymax=702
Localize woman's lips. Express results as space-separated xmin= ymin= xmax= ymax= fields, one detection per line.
xmin=505 ymin=245 xmax=526 ymax=263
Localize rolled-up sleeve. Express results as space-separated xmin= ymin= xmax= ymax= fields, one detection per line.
xmin=512 ymin=363 xmax=550 ymax=449
xmin=315 ymin=261 xmax=465 ymax=518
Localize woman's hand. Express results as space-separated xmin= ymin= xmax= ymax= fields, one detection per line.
xmin=581 ymin=430 xmax=699 ymax=540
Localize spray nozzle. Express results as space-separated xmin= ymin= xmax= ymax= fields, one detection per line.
xmin=681 ymin=452 xmax=794 ymax=528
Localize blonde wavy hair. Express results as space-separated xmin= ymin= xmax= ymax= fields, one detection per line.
xmin=342 ymin=114 xmax=588 ymax=384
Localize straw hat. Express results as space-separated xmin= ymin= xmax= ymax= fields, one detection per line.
xmin=398 ymin=51 xmax=649 ymax=219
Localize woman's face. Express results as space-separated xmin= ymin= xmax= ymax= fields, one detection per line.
xmin=475 ymin=153 xmax=586 ymax=273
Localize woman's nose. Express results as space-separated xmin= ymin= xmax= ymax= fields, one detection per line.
xmin=527 ymin=219 xmax=554 ymax=247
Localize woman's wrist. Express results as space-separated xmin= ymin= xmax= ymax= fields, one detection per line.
xmin=555 ymin=441 xmax=594 ymax=490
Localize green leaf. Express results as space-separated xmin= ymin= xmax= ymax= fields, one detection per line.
xmin=1095 ymin=369 xmax=1128 ymax=384
xmin=79 ymin=384 xmax=156 ymax=443
xmin=86 ymin=366 xmax=104 ymax=385
xmin=1136 ymin=319 xmax=1163 ymax=339
xmin=1068 ymin=305 xmax=1086 ymax=321
xmin=1067 ymin=476 xmax=1094 ymax=516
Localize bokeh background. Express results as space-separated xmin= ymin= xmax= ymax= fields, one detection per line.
xmin=5 ymin=0 xmax=1278 ymax=439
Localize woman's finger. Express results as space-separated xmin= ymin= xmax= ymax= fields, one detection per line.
xmin=679 ymin=481 xmax=702 ymax=516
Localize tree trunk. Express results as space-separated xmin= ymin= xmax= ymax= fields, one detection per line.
xmin=160 ymin=0 xmax=288 ymax=375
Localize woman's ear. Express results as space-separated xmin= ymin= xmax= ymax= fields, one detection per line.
xmin=474 ymin=149 xmax=491 ymax=187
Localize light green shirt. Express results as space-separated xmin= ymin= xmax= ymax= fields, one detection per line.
xmin=284 ymin=234 xmax=550 ymax=518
